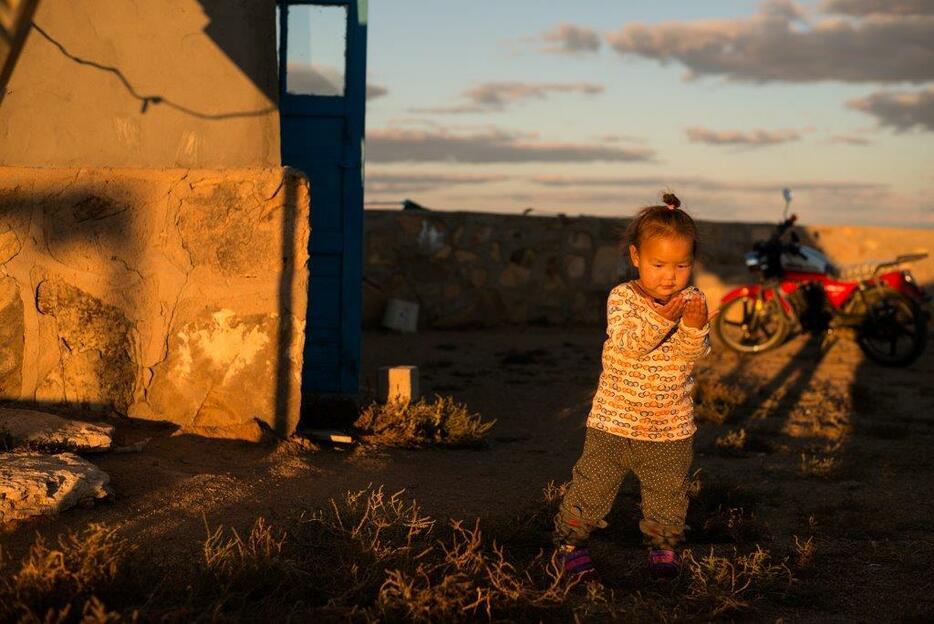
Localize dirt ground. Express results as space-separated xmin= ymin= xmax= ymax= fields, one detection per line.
xmin=3 ymin=327 xmax=933 ymax=622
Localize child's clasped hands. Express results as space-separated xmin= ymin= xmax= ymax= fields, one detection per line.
xmin=654 ymin=291 xmax=708 ymax=329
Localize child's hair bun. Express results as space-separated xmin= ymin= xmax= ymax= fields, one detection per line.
xmin=662 ymin=193 xmax=681 ymax=209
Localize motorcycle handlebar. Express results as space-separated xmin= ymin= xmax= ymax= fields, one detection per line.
xmin=771 ymin=213 xmax=798 ymax=240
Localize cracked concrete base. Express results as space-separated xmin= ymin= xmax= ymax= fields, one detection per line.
xmin=0 ymin=407 xmax=114 ymax=452
xmin=0 ymin=452 xmax=112 ymax=522
xmin=0 ymin=167 xmax=309 ymax=439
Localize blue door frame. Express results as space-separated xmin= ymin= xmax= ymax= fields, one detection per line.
xmin=278 ymin=0 xmax=367 ymax=396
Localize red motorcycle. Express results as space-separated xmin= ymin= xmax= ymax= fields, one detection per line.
xmin=714 ymin=193 xmax=929 ymax=366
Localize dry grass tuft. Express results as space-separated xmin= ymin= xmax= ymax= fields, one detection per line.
xmin=684 ymin=546 xmax=795 ymax=616
xmin=0 ymin=524 xmax=133 ymax=623
xmin=701 ymin=506 xmax=770 ymax=545
xmin=355 ymin=395 xmax=495 ymax=448
xmin=793 ymin=535 xmax=815 ymax=568
xmin=687 ymin=472 xmax=768 ymax=544
xmin=0 ymin=485 xmax=817 ymax=621
xmin=377 ymin=520 xmax=571 ymax=622
xmin=715 ymin=428 xmax=747 ymax=452
xmin=201 ymin=516 xmax=296 ymax=604
xmin=693 ymin=379 xmax=747 ymax=425
xmin=799 ymin=452 xmax=837 ymax=478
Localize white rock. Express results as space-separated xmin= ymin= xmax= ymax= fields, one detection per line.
xmin=0 ymin=452 xmax=112 ymax=522
xmin=0 ymin=408 xmax=114 ymax=452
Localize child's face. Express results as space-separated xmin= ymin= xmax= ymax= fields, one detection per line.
xmin=629 ymin=235 xmax=694 ymax=302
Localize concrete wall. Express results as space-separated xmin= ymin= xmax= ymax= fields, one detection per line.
xmin=0 ymin=167 xmax=309 ymax=439
xmin=0 ymin=0 xmax=279 ymax=167
xmin=363 ymin=210 xmax=934 ymax=328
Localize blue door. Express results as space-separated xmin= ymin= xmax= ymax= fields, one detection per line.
xmin=277 ymin=1 xmax=367 ymax=395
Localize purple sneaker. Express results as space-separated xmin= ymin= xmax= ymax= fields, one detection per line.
xmin=648 ymin=548 xmax=681 ymax=580
xmin=557 ymin=545 xmax=601 ymax=584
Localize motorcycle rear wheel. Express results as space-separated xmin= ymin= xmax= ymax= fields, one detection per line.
xmin=853 ymin=287 xmax=927 ymax=367
xmin=715 ymin=294 xmax=790 ymax=353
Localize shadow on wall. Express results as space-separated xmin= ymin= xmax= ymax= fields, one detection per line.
xmin=0 ymin=168 xmax=308 ymax=440
xmin=28 ymin=21 xmax=276 ymax=122
xmin=197 ymin=0 xmax=278 ymax=104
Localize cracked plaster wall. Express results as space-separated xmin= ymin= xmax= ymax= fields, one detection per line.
xmin=0 ymin=0 xmax=279 ymax=167
xmin=0 ymin=166 xmax=309 ymax=439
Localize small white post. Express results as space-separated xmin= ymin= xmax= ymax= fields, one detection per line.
xmin=378 ymin=365 xmax=420 ymax=404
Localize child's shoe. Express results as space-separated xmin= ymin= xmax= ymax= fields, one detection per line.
xmin=557 ymin=544 xmax=601 ymax=584
xmin=648 ymin=548 xmax=681 ymax=580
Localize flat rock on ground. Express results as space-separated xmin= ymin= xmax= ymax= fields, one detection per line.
xmin=0 ymin=452 xmax=112 ymax=522
xmin=0 ymin=407 xmax=114 ymax=452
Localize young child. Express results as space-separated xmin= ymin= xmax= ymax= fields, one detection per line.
xmin=554 ymin=192 xmax=710 ymax=582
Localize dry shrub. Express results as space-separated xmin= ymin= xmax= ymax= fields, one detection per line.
xmin=485 ymin=481 xmax=568 ymax=555
xmin=377 ymin=520 xmax=571 ymax=622
xmin=792 ymin=535 xmax=815 ymax=568
xmin=201 ymin=516 xmax=297 ymax=604
xmin=687 ymin=469 xmax=703 ymax=500
xmin=302 ymin=486 xmax=436 ymax=561
xmin=355 ymin=396 xmax=495 ymax=448
xmin=73 ymin=596 xmax=123 ymax=624
xmin=799 ymin=453 xmax=837 ymax=478
xmin=294 ymin=486 xmax=576 ymax=622
xmin=715 ymin=428 xmax=747 ymax=453
xmin=0 ymin=485 xmax=814 ymax=622
xmin=697 ymin=506 xmax=771 ymax=545
xmin=687 ymin=473 xmax=768 ymax=544
xmin=294 ymin=486 xmax=438 ymax=607
xmin=684 ymin=546 xmax=794 ymax=616
xmin=571 ymin=587 xmax=685 ymax=623
xmin=693 ymin=379 xmax=746 ymax=425
xmin=0 ymin=524 xmax=133 ymax=623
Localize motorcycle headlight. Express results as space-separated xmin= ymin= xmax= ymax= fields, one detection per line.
xmin=744 ymin=252 xmax=761 ymax=271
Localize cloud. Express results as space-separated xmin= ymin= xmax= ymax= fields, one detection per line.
xmin=366 ymin=171 xmax=508 ymax=193
xmin=823 ymin=133 xmax=872 ymax=145
xmin=367 ymin=84 xmax=389 ymax=101
xmin=286 ymin=63 xmax=343 ymax=96
xmin=540 ymin=23 xmax=602 ymax=54
xmin=286 ymin=63 xmax=388 ymax=100
xmin=411 ymin=105 xmax=490 ymax=115
xmin=366 ymin=128 xmax=655 ymax=163
xmin=686 ymin=127 xmax=802 ymax=146
xmin=411 ymin=81 xmax=605 ymax=114
xmin=846 ymin=86 xmax=934 ymax=131
xmin=822 ymin=0 xmax=934 ymax=16
xmin=605 ymin=3 xmax=934 ymax=83
xmin=597 ymin=133 xmax=648 ymax=144
xmin=529 ymin=174 xmax=886 ymax=195
xmin=465 ymin=82 xmax=604 ymax=107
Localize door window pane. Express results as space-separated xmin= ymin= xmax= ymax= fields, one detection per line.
xmin=286 ymin=4 xmax=347 ymax=96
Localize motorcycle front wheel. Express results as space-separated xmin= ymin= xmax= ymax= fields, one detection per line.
xmin=854 ymin=288 xmax=927 ymax=367
xmin=714 ymin=294 xmax=790 ymax=353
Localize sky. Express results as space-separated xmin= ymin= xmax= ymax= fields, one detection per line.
xmin=360 ymin=0 xmax=933 ymax=227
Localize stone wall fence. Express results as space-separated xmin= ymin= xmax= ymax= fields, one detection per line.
xmin=362 ymin=210 xmax=934 ymax=329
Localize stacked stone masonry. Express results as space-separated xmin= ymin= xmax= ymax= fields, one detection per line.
xmin=363 ymin=210 xmax=933 ymax=329
xmin=0 ymin=167 xmax=309 ymax=439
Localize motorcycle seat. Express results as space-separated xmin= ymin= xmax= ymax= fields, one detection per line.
xmin=835 ymin=260 xmax=888 ymax=281
xmin=836 ymin=253 xmax=928 ymax=280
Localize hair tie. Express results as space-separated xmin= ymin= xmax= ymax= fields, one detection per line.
xmin=665 ymin=203 xmax=676 ymax=210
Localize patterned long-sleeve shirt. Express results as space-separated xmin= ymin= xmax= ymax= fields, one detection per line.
xmin=586 ymin=281 xmax=710 ymax=442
